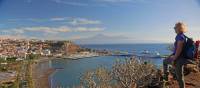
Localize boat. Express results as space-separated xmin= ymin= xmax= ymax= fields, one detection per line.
xmin=141 ymin=50 xmax=150 ymax=54
xmin=138 ymin=51 xmax=162 ymax=59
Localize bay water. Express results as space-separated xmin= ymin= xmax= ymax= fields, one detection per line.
xmin=48 ymin=44 xmax=171 ymax=87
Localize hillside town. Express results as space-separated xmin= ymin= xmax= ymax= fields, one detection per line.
xmin=0 ymin=39 xmax=81 ymax=59
xmin=0 ymin=38 xmax=110 ymax=87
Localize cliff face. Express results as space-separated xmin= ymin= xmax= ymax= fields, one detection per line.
xmin=64 ymin=42 xmax=80 ymax=55
xmin=49 ymin=41 xmax=80 ymax=55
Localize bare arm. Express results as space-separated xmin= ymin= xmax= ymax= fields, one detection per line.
xmin=174 ymin=41 xmax=184 ymax=60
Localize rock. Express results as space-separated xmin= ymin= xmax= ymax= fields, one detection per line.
xmin=185 ymin=64 xmax=199 ymax=75
xmin=168 ymin=72 xmax=200 ymax=88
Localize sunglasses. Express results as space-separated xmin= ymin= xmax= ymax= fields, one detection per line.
xmin=174 ymin=27 xmax=177 ymax=30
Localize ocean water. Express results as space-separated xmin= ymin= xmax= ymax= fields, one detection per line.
xmin=49 ymin=44 xmax=172 ymax=87
xmin=81 ymin=44 xmax=171 ymax=55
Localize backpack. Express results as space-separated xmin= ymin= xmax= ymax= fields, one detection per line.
xmin=182 ymin=35 xmax=196 ymax=60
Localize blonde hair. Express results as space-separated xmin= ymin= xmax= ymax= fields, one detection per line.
xmin=175 ymin=22 xmax=187 ymax=33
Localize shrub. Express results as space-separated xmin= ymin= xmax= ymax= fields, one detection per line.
xmin=6 ymin=57 xmax=17 ymax=62
xmin=80 ymin=57 xmax=159 ymax=88
xmin=27 ymin=54 xmax=40 ymax=60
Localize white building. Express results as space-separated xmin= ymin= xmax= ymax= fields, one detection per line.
xmin=42 ymin=49 xmax=51 ymax=56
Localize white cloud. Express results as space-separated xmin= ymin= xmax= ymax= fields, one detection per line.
xmin=50 ymin=17 xmax=68 ymax=21
xmin=7 ymin=17 xmax=102 ymax=26
xmin=52 ymin=0 xmax=88 ymax=6
xmin=7 ymin=18 xmax=46 ymax=22
xmin=69 ymin=18 xmax=101 ymax=25
xmin=23 ymin=27 xmax=58 ymax=34
xmin=75 ymin=27 xmax=105 ymax=32
xmin=0 ymin=26 xmax=104 ymax=34
xmin=2 ymin=17 xmax=104 ymax=40
xmin=0 ymin=26 xmax=105 ymax=40
xmin=51 ymin=0 xmax=143 ymax=7
xmin=12 ymin=29 xmax=25 ymax=34
xmin=0 ymin=34 xmax=27 ymax=39
xmin=50 ymin=17 xmax=102 ymax=25
xmin=97 ymin=0 xmax=147 ymax=3
xmin=99 ymin=0 xmax=133 ymax=3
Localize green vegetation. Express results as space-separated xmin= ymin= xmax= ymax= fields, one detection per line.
xmin=0 ymin=83 xmax=17 ymax=88
xmin=0 ymin=58 xmax=6 ymax=62
xmin=0 ymin=58 xmax=7 ymax=72
xmin=0 ymin=66 xmax=7 ymax=72
xmin=27 ymin=54 xmax=40 ymax=60
xmin=6 ymin=57 xmax=17 ymax=62
xmin=0 ymin=54 xmax=39 ymax=88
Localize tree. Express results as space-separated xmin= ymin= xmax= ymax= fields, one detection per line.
xmin=27 ymin=54 xmax=39 ymax=60
xmin=6 ymin=57 xmax=17 ymax=62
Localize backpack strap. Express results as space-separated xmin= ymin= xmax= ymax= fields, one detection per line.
xmin=183 ymin=34 xmax=189 ymax=40
xmin=183 ymin=34 xmax=188 ymax=45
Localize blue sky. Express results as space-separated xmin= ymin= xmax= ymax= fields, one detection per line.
xmin=0 ymin=0 xmax=200 ymax=44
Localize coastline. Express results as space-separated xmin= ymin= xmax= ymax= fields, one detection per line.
xmin=31 ymin=55 xmax=97 ymax=88
xmin=31 ymin=54 xmax=106 ymax=88
xmin=31 ymin=57 xmax=56 ymax=88
xmin=30 ymin=49 xmax=169 ymax=87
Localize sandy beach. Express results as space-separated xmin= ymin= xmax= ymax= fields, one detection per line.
xmin=30 ymin=54 xmax=103 ymax=88
xmin=31 ymin=57 xmax=56 ymax=88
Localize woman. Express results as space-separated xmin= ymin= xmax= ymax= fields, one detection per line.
xmin=163 ymin=22 xmax=192 ymax=88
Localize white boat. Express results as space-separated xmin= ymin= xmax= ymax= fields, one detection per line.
xmin=141 ymin=50 xmax=150 ymax=54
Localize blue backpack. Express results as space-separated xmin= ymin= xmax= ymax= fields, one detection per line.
xmin=182 ymin=35 xmax=196 ymax=60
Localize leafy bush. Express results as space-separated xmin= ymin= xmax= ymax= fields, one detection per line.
xmin=27 ymin=54 xmax=40 ymax=60
xmin=6 ymin=57 xmax=17 ymax=62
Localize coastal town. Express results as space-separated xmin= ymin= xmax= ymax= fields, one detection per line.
xmin=0 ymin=38 xmax=200 ymax=88
xmin=0 ymin=38 xmax=110 ymax=88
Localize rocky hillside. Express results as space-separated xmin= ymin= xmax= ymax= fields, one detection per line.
xmin=168 ymin=70 xmax=200 ymax=88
